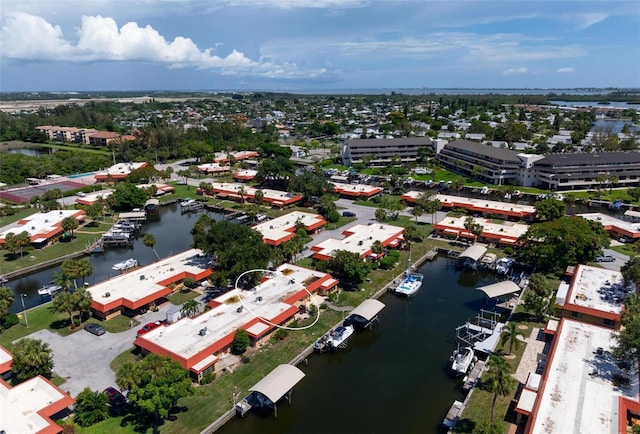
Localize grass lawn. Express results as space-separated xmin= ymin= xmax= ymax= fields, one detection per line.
xmin=0 ymin=207 xmax=39 ymax=227
xmin=110 ymin=346 xmax=142 ymax=374
xmin=0 ymin=304 xmax=68 ymax=348
xmin=167 ymin=290 xmax=199 ymax=305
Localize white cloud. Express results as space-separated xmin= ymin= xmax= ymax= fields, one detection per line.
xmin=0 ymin=12 xmax=325 ymax=79
xmin=225 ymin=0 xmax=368 ymax=8
xmin=503 ymin=67 xmax=528 ymax=76
xmin=556 ymin=67 xmax=574 ymax=73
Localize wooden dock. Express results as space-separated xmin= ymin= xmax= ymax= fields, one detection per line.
xmin=463 ymin=360 xmax=485 ymax=391
xmin=424 ymin=248 xmax=439 ymax=261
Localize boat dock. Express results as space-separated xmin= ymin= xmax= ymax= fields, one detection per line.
xmin=424 ymin=248 xmax=439 ymax=261
xmin=442 ymin=400 xmax=464 ymax=429
xmin=462 ymin=360 xmax=485 ymax=391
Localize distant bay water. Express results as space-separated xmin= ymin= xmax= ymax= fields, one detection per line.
xmin=207 ymin=88 xmax=622 ymax=96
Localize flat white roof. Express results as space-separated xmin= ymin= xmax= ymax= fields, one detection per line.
xmin=197 ymin=162 xmax=231 ymax=172
xmin=331 ymin=182 xmax=382 ymax=196
xmin=436 ymin=216 xmax=529 ymax=240
xmin=526 ymin=372 xmax=542 ymax=391
xmin=211 ymin=182 xmax=300 ymax=204
xmin=531 ymin=319 xmax=639 ymax=434
xmin=138 ymin=264 xmax=331 ymax=363
xmin=75 ymin=190 xmax=113 ymax=205
xmin=578 ymin=213 xmax=640 ymax=237
xmin=96 ymin=162 xmax=146 ymax=177
xmin=90 ymin=249 xmax=210 ymax=306
xmin=567 ymin=264 xmax=629 ymax=316
xmin=0 ymin=209 xmax=85 ymax=241
xmin=436 ymin=194 xmax=536 ymax=215
xmin=253 ymin=211 xmax=324 ymax=244
xmin=0 ymin=376 xmax=72 ymax=434
xmin=0 ymin=345 xmax=12 ymax=372
xmin=312 ymin=223 xmax=403 ymax=258
xmin=516 ymin=388 xmax=537 ymax=414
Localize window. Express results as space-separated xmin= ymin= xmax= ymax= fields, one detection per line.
xmin=571 ymin=311 xmax=584 ymax=318
xmin=603 ymin=319 xmax=616 ymax=327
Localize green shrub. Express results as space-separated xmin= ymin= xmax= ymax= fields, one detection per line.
xmin=0 ymin=313 xmax=18 ymax=330
xmin=320 ymin=303 xmax=328 ymax=310
xmin=273 ymin=328 xmax=289 ymax=341
xmin=200 ymin=372 xmax=215 ymax=385
xmin=327 ymin=210 xmax=340 ymax=223
xmin=241 ymin=355 xmax=251 ymax=364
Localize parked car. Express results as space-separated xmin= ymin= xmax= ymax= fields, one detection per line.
xmin=596 ymin=255 xmax=616 ymax=262
xmin=75 ymin=191 xmax=86 ymax=197
xmin=84 ymin=323 xmax=106 ymax=336
xmin=103 ymin=387 xmax=127 ymax=408
xmin=342 ymin=211 xmax=356 ymax=218
xmin=136 ymin=321 xmax=162 ymax=337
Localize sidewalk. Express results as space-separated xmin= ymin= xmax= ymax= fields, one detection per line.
xmin=513 ymin=327 xmax=546 ymax=383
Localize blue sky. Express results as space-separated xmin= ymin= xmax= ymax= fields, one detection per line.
xmin=1 ymin=0 xmax=639 ymax=91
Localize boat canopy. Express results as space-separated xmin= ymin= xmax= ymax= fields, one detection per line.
xmin=476 ymin=280 xmax=520 ymax=298
xmin=248 ymin=364 xmax=305 ymax=404
xmin=349 ymin=299 xmax=385 ymax=321
xmin=459 ymin=245 xmax=487 ymax=262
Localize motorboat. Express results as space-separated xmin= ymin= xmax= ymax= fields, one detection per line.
xmin=38 ymin=282 xmax=63 ymax=297
xmin=395 ymin=272 xmax=424 ymax=297
xmin=495 ymin=257 xmax=515 ymax=275
xmin=328 ymin=325 xmax=354 ymax=350
xmin=451 ymin=346 xmax=476 ymax=376
xmin=112 ymin=258 xmax=138 ymax=271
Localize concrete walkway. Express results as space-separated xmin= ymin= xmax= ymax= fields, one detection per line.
xmin=513 ymin=327 xmax=546 ymax=383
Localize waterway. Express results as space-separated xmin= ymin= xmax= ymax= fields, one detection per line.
xmin=5 ymin=203 xmax=216 ymax=313
xmin=217 ymin=258 xmax=503 ymax=434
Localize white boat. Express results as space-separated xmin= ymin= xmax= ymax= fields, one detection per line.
xmin=328 ymin=325 xmax=354 ymax=350
xmin=112 ymin=258 xmax=138 ymax=271
xmin=451 ymin=346 xmax=476 ymax=376
xmin=495 ymin=257 xmax=515 ymax=275
xmin=38 ymin=282 xmax=63 ymax=297
xmin=395 ymin=272 xmax=424 ymax=297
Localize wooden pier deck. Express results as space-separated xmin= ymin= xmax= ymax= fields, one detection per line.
xmin=463 ymin=360 xmax=485 ymax=391
xmin=424 ymin=248 xmax=439 ymax=261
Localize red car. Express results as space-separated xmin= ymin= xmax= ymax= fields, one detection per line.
xmin=103 ymin=387 xmax=127 ymax=408
xmin=136 ymin=321 xmax=162 ymax=337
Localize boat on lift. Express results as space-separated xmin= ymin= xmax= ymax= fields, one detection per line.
xmin=450 ymin=346 xmax=476 ymax=376
xmin=112 ymin=258 xmax=138 ymax=271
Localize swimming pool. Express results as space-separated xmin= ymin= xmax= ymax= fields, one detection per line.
xmin=67 ymin=171 xmax=96 ymax=178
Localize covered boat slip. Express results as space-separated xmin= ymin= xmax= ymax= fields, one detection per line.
xmin=458 ymin=245 xmax=487 ymax=262
xmin=344 ymin=299 xmax=385 ymax=329
xmin=476 ymin=280 xmax=520 ymax=299
xmin=239 ymin=364 xmax=305 ymax=416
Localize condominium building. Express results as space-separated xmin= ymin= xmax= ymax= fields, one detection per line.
xmin=342 ymin=137 xmax=433 ymax=166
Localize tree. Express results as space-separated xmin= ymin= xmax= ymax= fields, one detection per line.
xmin=483 ymin=355 xmax=516 ymax=425
xmin=61 ymin=216 xmax=80 ymax=239
xmin=317 ymin=194 xmax=337 ymax=219
xmin=375 ymin=207 xmax=387 ymax=222
xmin=523 ymin=292 xmax=549 ymax=322
xmin=500 ymin=322 xmax=523 ymax=355
xmin=614 ymin=294 xmax=640 ymax=361
xmin=52 ymin=291 xmax=77 ymax=326
xmin=75 ymin=258 xmax=94 ymax=287
xmin=0 ymin=286 xmax=15 ymax=320
xmin=232 ymin=329 xmax=250 ymax=355
xmin=527 ymin=273 xmax=551 ymax=297
xmin=74 ymin=388 xmax=110 ymax=427
xmin=622 ymin=256 xmax=640 ymax=288
xmin=11 ymin=337 xmax=54 ymax=381
xmin=534 ymin=198 xmax=565 ymax=221
xmin=254 ymin=189 xmax=264 ymax=206
xmin=143 ymin=233 xmax=160 ymax=260
xmin=73 ymin=288 xmax=93 ymax=323
xmin=517 ymin=216 xmax=610 ymax=272
xmin=4 ymin=231 xmax=31 ymax=258
xmin=464 ymin=216 xmax=484 ymax=244
xmin=371 ymin=240 xmax=384 ymax=255
xmin=237 ymin=185 xmax=246 ymax=204
xmin=411 ymin=204 xmax=423 ymax=222
xmin=109 ymin=182 xmax=148 ymax=210
xmin=116 ymin=354 xmax=193 ymax=427
xmin=423 ymin=198 xmax=442 ymax=224
xmin=181 ymin=299 xmax=200 ymax=318
xmin=328 ymin=250 xmax=372 ymax=288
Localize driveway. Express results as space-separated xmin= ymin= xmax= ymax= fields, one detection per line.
xmin=28 ymin=306 xmax=173 ymax=396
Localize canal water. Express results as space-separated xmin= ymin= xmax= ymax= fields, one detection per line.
xmin=6 ymin=203 xmax=216 ymax=313
xmin=217 ymin=258 xmax=502 ymax=434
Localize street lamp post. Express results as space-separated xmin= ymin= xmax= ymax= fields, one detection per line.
xmin=20 ymin=294 xmax=28 ymax=327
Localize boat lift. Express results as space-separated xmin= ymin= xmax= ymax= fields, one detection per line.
xmin=454 ymin=309 xmax=504 ymax=355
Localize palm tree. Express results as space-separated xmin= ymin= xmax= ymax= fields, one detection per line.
xmin=143 ymin=233 xmax=160 ymax=260
xmin=411 ymin=205 xmax=423 ymax=222
xmin=61 ymin=216 xmax=80 ymax=239
xmin=73 ymin=288 xmax=93 ymax=323
xmin=61 ymin=259 xmax=82 ymax=290
xmin=254 ymin=189 xmax=264 ymax=206
xmin=74 ymin=388 xmax=110 ymax=427
xmin=237 ymin=185 xmax=246 ymax=204
xmin=76 ymin=258 xmax=93 ymax=287
xmin=500 ymin=322 xmax=524 ymax=355
xmin=52 ymin=291 xmax=76 ymax=326
xmin=12 ymin=337 xmax=54 ymax=381
xmin=181 ymin=299 xmax=201 ymax=318
xmin=116 ymin=362 xmax=140 ymax=393
xmin=483 ymin=355 xmax=516 ymax=425
xmin=53 ymin=270 xmax=73 ymax=291
xmin=0 ymin=286 xmax=15 ymax=318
